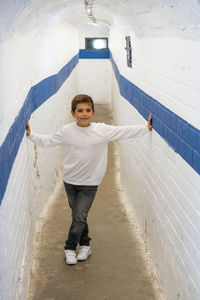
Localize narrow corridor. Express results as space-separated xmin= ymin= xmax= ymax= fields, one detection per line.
xmin=27 ymin=105 xmax=164 ymax=300
xmin=1 ymin=2 xmax=200 ymax=299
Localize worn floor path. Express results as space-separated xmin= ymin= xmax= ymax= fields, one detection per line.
xmin=28 ymin=104 xmax=165 ymax=300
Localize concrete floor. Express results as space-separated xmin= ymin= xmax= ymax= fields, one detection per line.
xmin=28 ymin=105 xmax=165 ymax=300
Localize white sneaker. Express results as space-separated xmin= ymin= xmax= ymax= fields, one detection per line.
xmin=77 ymin=246 xmax=92 ymax=261
xmin=64 ymin=250 xmax=77 ymax=265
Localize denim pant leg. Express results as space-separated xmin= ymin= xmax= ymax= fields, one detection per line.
xmin=79 ymin=222 xmax=90 ymax=247
xmin=64 ymin=183 xmax=98 ymax=250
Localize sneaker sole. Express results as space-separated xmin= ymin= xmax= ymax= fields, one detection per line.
xmin=66 ymin=261 xmax=77 ymax=265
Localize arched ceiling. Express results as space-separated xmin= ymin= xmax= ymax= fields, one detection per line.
xmin=1 ymin=0 xmax=200 ymax=41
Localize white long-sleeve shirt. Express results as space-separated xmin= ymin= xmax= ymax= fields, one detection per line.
xmin=28 ymin=122 xmax=149 ymax=186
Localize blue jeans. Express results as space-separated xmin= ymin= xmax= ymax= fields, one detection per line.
xmin=64 ymin=182 xmax=98 ymax=250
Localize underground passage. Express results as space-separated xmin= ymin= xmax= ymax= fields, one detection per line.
xmin=0 ymin=1 xmax=200 ymax=300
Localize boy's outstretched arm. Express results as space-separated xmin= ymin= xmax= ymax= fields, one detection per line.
xmin=25 ymin=120 xmax=63 ymax=148
xmin=147 ymin=114 xmax=152 ymax=131
xmin=26 ymin=120 xmax=31 ymax=136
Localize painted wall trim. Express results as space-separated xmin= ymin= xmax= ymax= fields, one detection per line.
xmin=110 ymin=52 xmax=200 ymax=176
xmin=0 ymin=53 xmax=79 ymax=205
xmin=79 ymin=49 xmax=110 ymax=59
xmin=1 ymin=49 xmax=199 ymax=205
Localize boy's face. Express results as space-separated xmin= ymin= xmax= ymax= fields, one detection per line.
xmin=71 ymin=102 xmax=95 ymax=127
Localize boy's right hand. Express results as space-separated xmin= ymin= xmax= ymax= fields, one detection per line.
xmin=26 ymin=120 xmax=31 ymax=136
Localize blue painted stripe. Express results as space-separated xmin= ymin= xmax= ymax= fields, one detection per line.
xmin=79 ymin=49 xmax=110 ymax=59
xmin=1 ymin=50 xmax=199 ymax=205
xmin=0 ymin=54 xmax=79 ymax=205
xmin=110 ymin=52 xmax=200 ymax=175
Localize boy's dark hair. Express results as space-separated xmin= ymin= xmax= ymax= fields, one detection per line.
xmin=71 ymin=94 xmax=94 ymax=112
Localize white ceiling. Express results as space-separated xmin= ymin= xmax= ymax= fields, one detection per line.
xmin=1 ymin=0 xmax=200 ymax=41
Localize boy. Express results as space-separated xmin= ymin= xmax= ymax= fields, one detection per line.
xmin=26 ymin=94 xmax=152 ymax=265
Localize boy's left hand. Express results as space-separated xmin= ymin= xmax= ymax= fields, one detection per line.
xmin=147 ymin=114 xmax=152 ymax=131
xmin=26 ymin=120 xmax=31 ymax=136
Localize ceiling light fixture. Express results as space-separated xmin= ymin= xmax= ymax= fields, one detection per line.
xmin=84 ymin=0 xmax=97 ymax=24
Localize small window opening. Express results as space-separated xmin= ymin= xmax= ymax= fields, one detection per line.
xmin=85 ymin=37 xmax=108 ymax=50
xmin=125 ymin=36 xmax=132 ymax=68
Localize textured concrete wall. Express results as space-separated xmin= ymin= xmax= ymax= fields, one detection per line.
xmin=0 ymin=21 xmax=79 ymax=300
xmin=109 ymin=25 xmax=200 ymax=300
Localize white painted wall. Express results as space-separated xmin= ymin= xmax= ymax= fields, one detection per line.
xmin=78 ymin=59 xmax=111 ymax=104
xmin=109 ymin=27 xmax=200 ymax=129
xmin=79 ymin=23 xmax=109 ymax=48
xmin=78 ymin=23 xmax=111 ymax=104
xmin=0 ymin=22 xmax=78 ymax=144
xmin=0 ymin=20 xmax=79 ymax=300
xmin=110 ymin=24 xmax=200 ymax=300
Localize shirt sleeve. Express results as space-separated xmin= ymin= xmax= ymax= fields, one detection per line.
xmin=27 ymin=128 xmax=63 ymax=148
xmin=101 ymin=123 xmax=149 ymax=142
